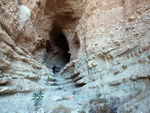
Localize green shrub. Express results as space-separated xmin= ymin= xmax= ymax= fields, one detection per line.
xmin=32 ymin=91 xmax=44 ymax=107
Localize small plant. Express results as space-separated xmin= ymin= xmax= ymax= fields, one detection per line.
xmin=32 ymin=91 xmax=44 ymax=107
xmin=47 ymin=76 xmax=51 ymax=81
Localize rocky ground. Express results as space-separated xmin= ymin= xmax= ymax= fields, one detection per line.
xmin=0 ymin=73 xmax=93 ymax=113
xmin=0 ymin=0 xmax=150 ymax=113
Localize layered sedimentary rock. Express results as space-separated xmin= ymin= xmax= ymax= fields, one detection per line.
xmin=0 ymin=0 xmax=150 ymax=112
xmin=60 ymin=0 xmax=150 ymax=112
xmin=0 ymin=0 xmax=53 ymax=93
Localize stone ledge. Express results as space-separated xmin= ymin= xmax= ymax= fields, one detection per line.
xmin=0 ymin=78 xmax=9 ymax=85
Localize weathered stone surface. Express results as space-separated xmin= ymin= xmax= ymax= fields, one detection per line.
xmin=109 ymin=79 xmax=122 ymax=86
xmin=130 ymin=75 xmax=137 ymax=81
xmin=51 ymin=105 xmax=72 ymax=113
xmin=0 ymin=78 xmax=9 ymax=85
xmin=64 ymin=95 xmax=74 ymax=100
xmin=0 ymin=87 xmax=17 ymax=93
xmin=0 ymin=0 xmax=150 ymax=113
xmin=37 ymin=108 xmax=45 ymax=113
xmin=50 ymin=96 xmax=63 ymax=101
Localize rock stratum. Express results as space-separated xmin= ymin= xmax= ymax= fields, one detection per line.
xmin=0 ymin=0 xmax=150 ymax=113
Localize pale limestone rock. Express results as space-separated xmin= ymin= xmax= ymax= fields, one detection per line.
xmin=0 ymin=78 xmax=9 ymax=85
xmin=50 ymin=96 xmax=63 ymax=101
xmin=37 ymin=108 xmax=45 ymax=113
xmin=130 ymin=75 xmax=137 ymax=81
xmin=51 ymin=105 xmax=72 ymax=113
xmin=71 ymin=109 xmax=81 ymax=113
xmin=0 ymin=87 xmax=17 ymax=93
xmin=0 ymin=0 xmax=150 ymax=113
xmin=109 ymin=79 xmax=122 ymax=86
xmin=64 ymin=95 xmax=74 ymax=100
xmin=18 ymin=5 xmax=31 ymax=31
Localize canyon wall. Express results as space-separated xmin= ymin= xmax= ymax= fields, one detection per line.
xmin=0 ymin=0 xmax=150 ymax=112
xmin=0 ymin=0 xmax=54 ymax=93
xmin=61 ymin=0 xmax=150 ymax=112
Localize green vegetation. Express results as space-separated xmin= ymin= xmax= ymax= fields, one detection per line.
xmin=32 ymin=91 xmax=44 ymax=107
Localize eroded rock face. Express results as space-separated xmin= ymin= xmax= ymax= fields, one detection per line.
xmin=60 ymin=0 xmax=150 ymax=112
xmin=0 ymin=0 xmax=53 ymax=93
xmin=0 ymin=0 xmax=150 ymax=112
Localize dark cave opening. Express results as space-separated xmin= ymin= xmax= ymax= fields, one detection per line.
xmin=55 ymin=34 xmax=71 ymax=63
xmin=44 ymin=24 xmax=71 ymax=71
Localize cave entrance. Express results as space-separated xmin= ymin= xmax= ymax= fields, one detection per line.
xmin=55 ymin=34 xmax=70 ymax=63
xmin=44 ymin=24 xmax=70 ymax=72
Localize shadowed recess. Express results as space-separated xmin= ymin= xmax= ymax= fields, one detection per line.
xmin=43 ymin=23 xmax=70 ymax=70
